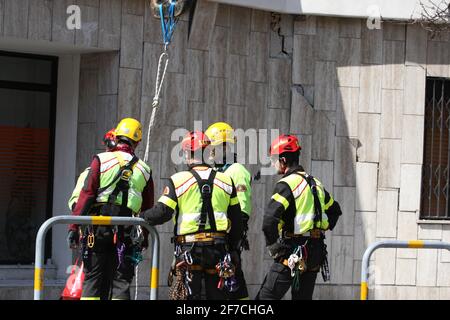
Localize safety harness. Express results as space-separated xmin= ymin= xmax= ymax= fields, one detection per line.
xmin=172 ymin=168 xmax=218 ymax=239
xmin=168 ymin=168 xmax=238 ymax=298
xmin=295 ymin=172 xmax=323 ymax=227
xmin=81 ymin=154 xmax=142 ymax=274
xmin=282 ymin=171 xmax=330 ymax=284
xmin=98 ymin=153 xmax=139 ymax=216
xmin=190 ymin=169 xmax=217 ymax=232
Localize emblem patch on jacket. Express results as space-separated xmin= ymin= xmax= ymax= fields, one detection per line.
xmin=236 ymin=184 xmax=247 ymax=192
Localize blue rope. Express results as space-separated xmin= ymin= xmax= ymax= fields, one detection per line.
xmin=159 ymin=2 xmax=178 ymax=46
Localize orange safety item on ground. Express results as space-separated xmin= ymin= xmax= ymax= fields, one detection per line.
xmin=61 ymin=259 xmax=85 ymax=300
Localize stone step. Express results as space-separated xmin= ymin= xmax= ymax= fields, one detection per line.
xmin=0 ymin=264 xmax=57 ymax=281
xmin=0 ymin=280 xmax=65 ymax=300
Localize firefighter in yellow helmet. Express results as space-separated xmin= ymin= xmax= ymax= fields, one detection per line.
xmin=142 ymin=131 xmax=243 ymax=300
xmin=67 ymin=118 xmax=154 ymax=300
xmin=205 ymin=122 xmax=252 ymax=300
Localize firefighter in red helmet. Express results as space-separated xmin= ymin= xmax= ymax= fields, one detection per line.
xmin=67 ymin=129 xmax=117 ymax=211
xmin=256 ymin=134 xmax=342 ymax=300
xmin=141 ymin=131 xmax=243 ymax=300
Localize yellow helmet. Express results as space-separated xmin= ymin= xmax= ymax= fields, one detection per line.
xmin=205 ymin=122 xmax=236 ymax=146
xmin=115 ymin=118 xmax=142 ymax=142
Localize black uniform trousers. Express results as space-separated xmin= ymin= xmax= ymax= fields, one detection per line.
xmin=179 ymin=242 xmax=229 ymax=300
xmin=256 ymin=237 xmax=325 ymax=300
xmin=228 ymin=218 xmax=249 ymax=300
xmin=81 ymin=226 xmax=135 ymax=300
xmin=227 ymin=251 xmax=249 ymax=300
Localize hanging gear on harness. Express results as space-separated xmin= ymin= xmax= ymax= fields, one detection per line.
xmin=168 ymin=245 xmax=194 ymax=300
xmin=287 ymin=244 xmax=307 ymax=277
xmin=289 ymin=244 xmax=308 ymax=291
xmin=130 ymin=225 xmax=145 ymax=246
xmin=321 ymin=243 xmax=331 ymax=282
xmin=97 ymin=154 xmax=140 ymax=269
xmin=294 ymin=172 xmax=331 ymax=281
xmin=116 ymin=241 xmax=126 ymax=269
xmin=80 ymin=227 xmax=92 ymax=261
xmin=168 ymin=261 xmax=192 ymax=300
xmin=87 ymin=225 xmax=95 ymax=249
xmin=125 ymin=246 xmax=144 ymax=266
xmin=216 ymin=253 xmax=237 ymax=292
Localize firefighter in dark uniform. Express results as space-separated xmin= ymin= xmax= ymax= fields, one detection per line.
xmin=68 ymin=129 xmax=117 ymax=211
xmin=142 ymin=131 xmax=243 ymax=300
xmin=256 ymin=134 xmax=342 ymax=300
xmin=67 ymin=118 xmax=154 ymax=300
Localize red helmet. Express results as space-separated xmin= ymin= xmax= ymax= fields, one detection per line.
xmin=269 ymin=134 xmax=301 ymax=156
xmin=103 ymin=128 xmax=117 ymax=149
xmin=182 ymin=131 xmax=211 ymax=152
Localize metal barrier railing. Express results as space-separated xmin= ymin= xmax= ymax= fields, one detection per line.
xmin=360 ymin=240 xmax=450 ymax=300
xmin=34 ymin=216 xmax=160 ymax=300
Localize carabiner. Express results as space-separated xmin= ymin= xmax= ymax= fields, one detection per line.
xmin=183 ymin=251 xmax=193 ymax=265
xmin=87 ymin=233 xmax=95 ymax=249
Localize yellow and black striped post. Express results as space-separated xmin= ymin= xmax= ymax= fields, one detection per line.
xmin=34 ymin=215 xmax=159 ymax=300
xmin=360 ymin=240 xmax=450 ymax=300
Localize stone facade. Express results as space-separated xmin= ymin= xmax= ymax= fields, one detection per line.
xmin=1 ymin=0 xmax=450 ymax=300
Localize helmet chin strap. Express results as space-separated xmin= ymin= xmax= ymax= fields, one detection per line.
xmin=279 ymin=158 xmax=289 ymax=174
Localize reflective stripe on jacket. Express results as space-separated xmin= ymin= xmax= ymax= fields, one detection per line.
xmin=96 ymin=151 xmax=151 ymax=213
xmin=223 ymin=163 xmax=252 ymax=216
xmin=272 ymin=172 xmax=333 ymax=235
xmin=158 ymin=167 xmax=239 ymax=235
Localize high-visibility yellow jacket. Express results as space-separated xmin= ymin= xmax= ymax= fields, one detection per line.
xmin=142 ymin=165 xmax=243 ymax=249
xmin=263 ymin=165 xmax=342 ymax=246
xmin=220 ymin=163 xmax=252 ymax=217
xmin=95 ymin=151 xmax=151 ymax=214
xmin=68 ymin=167 xmax=90 ymax=210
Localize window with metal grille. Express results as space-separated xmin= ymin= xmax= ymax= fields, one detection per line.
xmin=420 ymin=77 xmax=450 ymax=220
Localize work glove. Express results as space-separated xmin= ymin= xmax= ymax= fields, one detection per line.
xmin=67 ymin=230 xmax=79 ymax=249
xmin=267 ymin=242 xmax=290 ymax=260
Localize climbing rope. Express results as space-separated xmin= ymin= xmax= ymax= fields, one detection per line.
xmin=133 ymin=225 xmax=144 ymax=300
xmin=143 ymin=50 xmax=169 ymax=163
xmin=143 ymin=0 xmax=179 ymax=164
xmin=138 ymin=1 xmax=181 ymax=300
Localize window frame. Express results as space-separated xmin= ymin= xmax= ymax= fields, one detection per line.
xmin=0 ymin=50 xmax=58 ymax=264
xmin=420 ymin=76 xmax=450 ymax=221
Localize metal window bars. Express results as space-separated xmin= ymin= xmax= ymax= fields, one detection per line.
xmin=421 ymin=78 xmax=450 ymax=219
xmin=360 ymin=240 xmax=450 ymax=300
xmin=34 ymin=216 xmax=160 ymax=300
